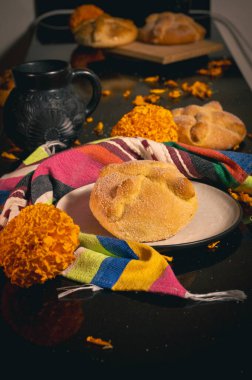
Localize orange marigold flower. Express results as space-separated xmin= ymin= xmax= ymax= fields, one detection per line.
xmin=145 ymin=94 xmax=160 ymax=103
xmin=182 ymin=81 xmax=212 ymax=99
xmin=208 ymin=59 xmax=232 ymax=68
xmin=102 ymin=89 xmax=111 ymax=96
xmin=143 ymin=75 xmax=159 ymax=83
xmin=181 ymin=82 xmax=190 ymax=91
xmin=94 ymin=121 xmax=104 ymax=134
xmin=228 ymin=189 xmax=252 ymax=207
xmin=197 ymin=67 xmax=223 ymax=77
xmin=1 ymin=152 xmax=19 ymax=160
xmin=132 ymin=94 xmax=160 ymax=106
xmin=208 ymin=240 xmax=220 ymax=249
xmin=86 ymin=116 xmax=93 ymax=123
xmin=164 ymin=79 xmax=178 ymax=88
xmin=233 ymin=144 xmax=240 ymax=151
xmin=0 ymin=204 xmax=80 ymax=287
xmin=132 ymin=95 xmax=147 ymax=106
xmin=86 ymin=336 xmax=113 ymax=349
xmin=168 ymin=89 xmax=183 ymax=99
xmin=123 ymin=90 xmax=131 ymax=98
xmin=111 ymin=104 xmax=178 ymax=142
xmin=149 ymin=89 xmax=166 ymax=94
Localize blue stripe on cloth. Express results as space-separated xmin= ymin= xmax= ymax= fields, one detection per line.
xmin=0 ymin=190 xmax=10 ymax=207
xmin=219 ymin=151 xmax=252 ymax=174
xmin=98 ymin=236 xmax=138 ymax=259
xmin=92 ymin=256 xmax=130 ymax=288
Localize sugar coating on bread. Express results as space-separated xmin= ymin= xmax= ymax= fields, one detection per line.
xmin=138 ymin=12 xmax=206 ymax=45
xmin=89 ymin=160 xmax=198 ymax=242
xmin=172 ymin=101 xmax=247 ymax=149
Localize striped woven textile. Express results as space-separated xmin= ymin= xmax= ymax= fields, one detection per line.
xmin=0 ymin=137 xmax=251 ymax=302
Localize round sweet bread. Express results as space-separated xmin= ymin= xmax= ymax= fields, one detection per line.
xmin=69 ymin=4 xmax=104 ymax=32
xmin=89 ymin=160 xmax=198 ymax=242
xmin=74 ymin=14 xmax=138 ymax=48
xmin=138 ymin=12 xmax=206 ymax=45
xmin=172 ymin=101 xmax=247 ymax=149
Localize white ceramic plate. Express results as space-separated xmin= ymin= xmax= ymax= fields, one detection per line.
xmin=57 ymin=182 xmax=242 ymax=249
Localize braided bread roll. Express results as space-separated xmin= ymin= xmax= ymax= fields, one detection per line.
xmin=172 ymin=101 xmax=247 ymax=149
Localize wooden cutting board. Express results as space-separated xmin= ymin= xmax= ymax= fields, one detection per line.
xmin=108 ymin=39 xmax=223 ymax=64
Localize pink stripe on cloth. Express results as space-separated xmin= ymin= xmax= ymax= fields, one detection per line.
xmin=32 ymin=150 xmax=104 ymax=188
xmin=149 ymin=265 xmax=187 ymax=298
xmin=1 ymin=164 xmax=38 ymax=180
xmin=0 ymin=176 xmax=24 ymax=191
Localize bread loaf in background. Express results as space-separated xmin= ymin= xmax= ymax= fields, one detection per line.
xmin=138 ymin=12 xmax=206 ymax=45
xmin=74 ymin=14 xmax=138 ymax=48
xmin=89 ymin=160 xmax=198 ymax=242
xmin=172 ymin=101 xmax=247 ymax=149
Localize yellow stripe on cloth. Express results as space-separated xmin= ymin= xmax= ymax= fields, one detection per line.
xmin=112 ymin=241 xmax=168 ymax=291
xmin=23 ymin=146 xmax=49 ymax=165
xmin=234 ymin=175 xmax=252 ymax=195
xmin=64 ymin=247 xmax=106 ymax=284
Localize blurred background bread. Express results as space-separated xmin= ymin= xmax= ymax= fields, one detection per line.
xmin=138 ymin=12 xmax=206 ymax=45
xmin=69 ymin=4 xmax=105 ymax=32
xmin=74 ymin=14 xmax=138 ymax=48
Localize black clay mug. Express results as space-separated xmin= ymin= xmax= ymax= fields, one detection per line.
xmin=3 ymin=59 xmax=101 ymax=151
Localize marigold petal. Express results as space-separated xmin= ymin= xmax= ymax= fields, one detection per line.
xmin=0 ymin=204 xmax=80 ymax=287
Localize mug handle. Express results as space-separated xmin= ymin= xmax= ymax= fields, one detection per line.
xmin=71 ymin=68 xmax=102 ymax=116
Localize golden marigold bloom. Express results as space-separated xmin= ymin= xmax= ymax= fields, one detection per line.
xmin=149 ymin=89 xmax=166 ymax=94
xmin=132 ymin=95 xmax=148 ymax=106
xmin=0 ymin=204 xmax=80 ymax=288
xmin=1 ymin=152 xmax=19 ymax=160
xmin=233 ymin=144 xmax=240 ymax=151
xmin=197 ymin=67 xmax=222 ymax=77
xmin=168 ymin=89 xmax=183 ymax=99
xmin=208 ymin=240 xmax=220 ymax=249
xmin=94 ymin=121 xmax=104 ymax=134
xmin=143 ymin=75 xmax=159 ymax=83
xmin=228 ymin=189 xmax=252 ymax=207
xmin=102 ymin=89 xmax=111 ymax=96
xmin=86 ymin=336 xmax=113 ymax=349
xmin=164 ymin=79 xmax=178 ymax=88
xmin=123 ymin=90 xmax=131 ymax=98
xmin=111 ymin=104 xmax=178 ymax=142
xmin=86 ymin=116 xmax=93 ymax=123
xmin=208 ymin=59 xmax=232 ymax=68
xmin=182 ymin=81 xmax=212 ymax=99
xmin=132 ymin=94 xmax=160 ymax=106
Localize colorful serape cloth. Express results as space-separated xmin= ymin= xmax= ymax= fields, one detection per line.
xmin=0 ymin=137 xmax=251 ymax=302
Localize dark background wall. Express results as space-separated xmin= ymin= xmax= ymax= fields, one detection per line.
xmin=35 ymin=0 xmax=210 ymax=26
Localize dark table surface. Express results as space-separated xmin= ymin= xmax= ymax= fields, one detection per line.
xmin=0 ymin=17 xmax=252 ymax=377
